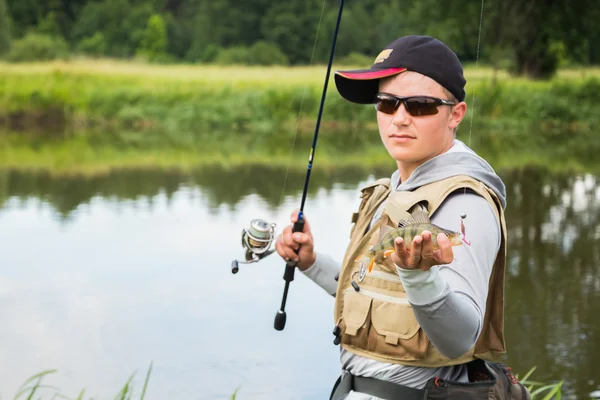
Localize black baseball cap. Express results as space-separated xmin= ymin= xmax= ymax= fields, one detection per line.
xmin=334 ymin=35 xmax=466 ymax=104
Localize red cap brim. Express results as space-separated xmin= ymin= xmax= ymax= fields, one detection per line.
xmin=335 ymin=67 xmax=407 ymax=80
xmin=334 ymin=67 xmax=408 ymax=104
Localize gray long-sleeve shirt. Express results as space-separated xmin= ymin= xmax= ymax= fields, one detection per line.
xmin=302 ymin=190 xmax=501 ymax=398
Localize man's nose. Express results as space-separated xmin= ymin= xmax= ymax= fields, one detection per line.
xmin=391 ymin=101 xmax=411 ymax=126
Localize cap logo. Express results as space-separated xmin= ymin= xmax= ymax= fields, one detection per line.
xmin=374 ymin=49 xmax=393 ymax=64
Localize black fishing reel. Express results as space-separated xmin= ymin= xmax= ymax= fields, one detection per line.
xmin=231 ymin=219 xmax=277 ymax=274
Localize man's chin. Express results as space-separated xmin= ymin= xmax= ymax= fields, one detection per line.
xmin=387 ymin=148 xmax=421 ymax=163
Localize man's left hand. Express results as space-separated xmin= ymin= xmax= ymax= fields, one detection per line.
xmin=390 ymin=230 xmax=454 ymax=271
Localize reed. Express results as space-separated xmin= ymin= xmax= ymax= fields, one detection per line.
xmin=11 ymin=363 xmax=153 ymax=400
xmin=9 ymin=363 xmax=564 ymax=399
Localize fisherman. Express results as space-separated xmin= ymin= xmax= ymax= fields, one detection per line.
xmin=275 ymin=35 xmax=528 ymax=399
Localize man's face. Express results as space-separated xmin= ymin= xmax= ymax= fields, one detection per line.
xmin=376 ymin=72 xmax=465 ymax=168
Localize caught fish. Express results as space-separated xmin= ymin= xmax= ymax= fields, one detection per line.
xmin=355 ymin=209 xmax=463 ymax=272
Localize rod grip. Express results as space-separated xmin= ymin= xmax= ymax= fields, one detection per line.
xmin=292 ymin=214 xmax=305 ymax=235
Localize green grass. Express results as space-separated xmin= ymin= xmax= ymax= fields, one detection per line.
xmin=10 ymin=363 xmax=564 ymax=399
xmin=12 ymin=363 xmax=153 ymax=400
xmin=0 ymin=60 xmax=597 ymax=136
xmin=519 ymin=366 xmax=564 ymax=400
xmin=0 ymin=60 xmax=598 ymax=175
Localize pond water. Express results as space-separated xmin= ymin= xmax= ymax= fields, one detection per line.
xmin=0 ymin=164 xmax=598 ymax=400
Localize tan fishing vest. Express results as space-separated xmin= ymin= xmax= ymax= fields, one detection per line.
xmin=333 ymin=174 xmax=507 ymax=367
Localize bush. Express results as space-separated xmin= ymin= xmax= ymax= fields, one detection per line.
xmin=337 ymin=51 xmax=373 ymax=67
xmin=76 ymin=32 xmax=107 ymax=56
xmin=248 ymin=41 xmax=289 ymax=65
xmin=213 ymin=42 xmax=289 ymax=66
xmin=214 ymin=46 xmax=251 ymax=65
xmin=136 ymin=14 xmax=168 ymax=62
xmin=6 ymin=33 xmax=70 ymax=62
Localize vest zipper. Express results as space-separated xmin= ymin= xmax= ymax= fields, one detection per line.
xmin=349 ymin=287 xmax=410 ymax=305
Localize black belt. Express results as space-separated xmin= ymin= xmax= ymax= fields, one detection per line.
xmin=330 ymin=371 xmax=425 ymax=400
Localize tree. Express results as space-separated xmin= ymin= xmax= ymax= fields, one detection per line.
xmin=0 ymin=0 xmax=10 ymax=55
xmin=137 ymin=13 xmax=167 ymax=60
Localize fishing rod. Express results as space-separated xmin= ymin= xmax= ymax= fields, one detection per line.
xmin=231 ymin=0 xmax=345 ymax=331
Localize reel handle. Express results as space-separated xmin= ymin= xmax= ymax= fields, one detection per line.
xmin=274 ymin=214 xmax=305 ymax=331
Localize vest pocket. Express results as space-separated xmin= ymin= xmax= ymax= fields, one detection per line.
xmin=368 ymin=295 xmax=429 ymax=360
xmin=340 ymin=288 xmax=372 ymax=349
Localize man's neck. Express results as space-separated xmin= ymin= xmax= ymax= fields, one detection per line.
xmin=396 ymin=162 xmax=419 ymax=184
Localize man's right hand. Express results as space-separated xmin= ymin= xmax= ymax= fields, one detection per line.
xmin=275 ymin=209 xmax=316 ymax=271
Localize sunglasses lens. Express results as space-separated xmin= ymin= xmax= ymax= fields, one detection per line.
xmin=375 ymin=97 xmax=398 ymax=115
xmin=405 ymin=97 xmax=440 ymax=116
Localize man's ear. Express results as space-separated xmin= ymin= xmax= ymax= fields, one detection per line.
xmin=449 ymin=101 xmax=467 ymax=130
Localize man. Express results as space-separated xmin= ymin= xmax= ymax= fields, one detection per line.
xmin=275 ymin=35 xmax=518 ymax=399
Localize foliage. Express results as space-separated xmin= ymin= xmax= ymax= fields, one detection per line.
xmin=1 ymin=0 xmax=598 ymax=77
xmin=136 ymin=14 xmax=168 ymax=61
xmin=0 ymin=63 xmax=598 ymax=177
xmin=5 ymin=33 xmax=69 ymax=62
xmin=11 ymin=363 xmax=153 ymax=400
xmin=519 ymin=366 xmax=564 ymax=399
xmin=0 ymin=363 xmax=566 ymax=400
xmin=214 ymin=41 xmax=289 ymax=66
xmin=0 ymin=0 xmax=11 ymax=55
xmin=0 ymin=62 xmax=596 ymax=138
xmin=76 ymin=32 xmax=106 ymax=56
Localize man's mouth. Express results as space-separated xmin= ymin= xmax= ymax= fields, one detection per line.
xmin=389 ymin=134 xmax=416 ymax=140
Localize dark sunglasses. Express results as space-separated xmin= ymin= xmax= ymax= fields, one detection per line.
xmin=374 ymin=92 xmax=456 ymax=116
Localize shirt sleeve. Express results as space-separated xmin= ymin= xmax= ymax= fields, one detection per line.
xmin=395 ymin=191 xmax=501 ymax=359
xmin=301 ymin=252 xmax=341 ymax=296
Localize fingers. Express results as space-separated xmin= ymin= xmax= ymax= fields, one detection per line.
xmin=275 ymin=233 xmax=298 ymax=262
xmin=282 ymin=225 xmax=299 ymax=251
xmin=275 ymin=210 xmax=315 ymax=264
xmin=392 ymin=230 xmax=449 ymax=272
xmin=420 ymin=230 xmax=434 ymax=262
xmin=391 ymin=237 xmax=411 ymax=267
xmin=433 ymin=233 xmax=454 ymax=264
xmin=293 ymin=232 xmax=313 ymax=246
xmin=410 ymin=235 xmax=423 ymax=266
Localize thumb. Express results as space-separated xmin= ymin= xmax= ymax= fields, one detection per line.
xmin=290 ymin=211 xmax=311 ymax=233
xmin=293 ymin=232 xmax=312 ymax=245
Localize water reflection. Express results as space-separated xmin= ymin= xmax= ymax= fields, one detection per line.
xmin=0 ymin=164 xmax=598 ymax=399
xmin=501 ymin=167 xmax=600 ymax=399
xmin=0 ymin=165 xmax=393 ymax=219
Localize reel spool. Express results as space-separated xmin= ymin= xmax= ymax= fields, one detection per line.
xmin=231 ymin=219 xmax=277 ymax=274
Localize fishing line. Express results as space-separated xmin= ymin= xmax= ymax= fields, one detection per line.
xmin=278 ymin=0 xmax=328 ymax=207
xmin=466 ymin=0 xmax=486 ymax=151
xmin=461 ymin=0 xmax=486 ymax=229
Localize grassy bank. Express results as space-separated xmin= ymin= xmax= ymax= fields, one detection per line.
xmin=0 ymin=60 xmax=598 ymax=136
xmin=0 ymin=60 xmax=599 ymax=175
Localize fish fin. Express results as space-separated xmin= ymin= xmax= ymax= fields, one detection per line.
xmin=383 ymin=249 xmax=395 ymax=258
xmin=397 ymin=208 xmax=431 ymax=227
xmin=397 ymin=219 xmax=409 ymax=228
xmin=378 ymin=225 xmax=394 ymax=241
xmin=410 ymin=208 xmax=431 ymax=223
xmin=354 ymin=252 xmax=374 ymax=268
xmin=368 ymin=257 xmax=375 ymax=272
